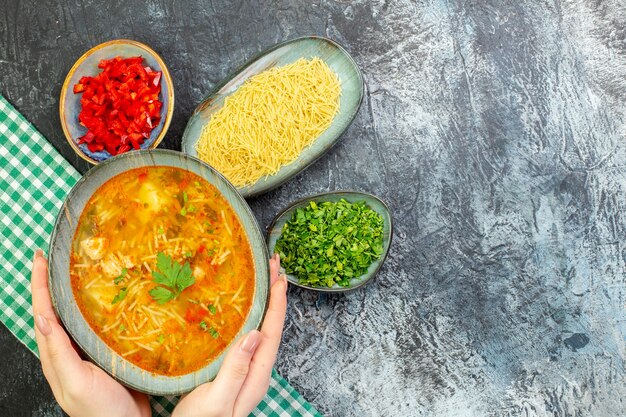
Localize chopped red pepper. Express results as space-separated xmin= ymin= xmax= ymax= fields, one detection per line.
xmin=73 ymin=56 xmax=163 ymax=156
xmin=184 ymin=306 xmax=205 ymax=324
xmin=178 ymin=178 xmax=190 ymax=190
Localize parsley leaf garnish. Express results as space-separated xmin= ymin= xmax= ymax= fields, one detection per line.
xmin=149 ymin=286 xmax=176 ymax=305
xmin=149 ymin=252 xmax=195 ymax=304
xmin=208 ymin=304 xmax=217 ymax=315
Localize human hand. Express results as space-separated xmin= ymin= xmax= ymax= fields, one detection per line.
xmin=31 ymin=249 xmax=151 ymax=417
xmin=172 ymin=253 xmax=288 ymax=417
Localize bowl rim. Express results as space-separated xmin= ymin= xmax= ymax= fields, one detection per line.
xmin=192 ymin=35 xmax=363 ymax=113
xmin=59 ymin=39 xmax=175 ymax=165
xmin=266 ymin=190 xmax=393 ymax=293
xmin=181 ymin=35 xmax=365 ymax=198
xmin=48 ymin=149 xmax=270 ymax=395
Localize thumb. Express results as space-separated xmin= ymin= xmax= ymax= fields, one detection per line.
xmin=210 ymin=330 xmax=262 ymax=407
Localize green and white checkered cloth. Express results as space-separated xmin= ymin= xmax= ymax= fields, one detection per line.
xmin=0 ymin=95 xmax=320 ymax=417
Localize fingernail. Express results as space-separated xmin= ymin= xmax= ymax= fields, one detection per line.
xmin=34 ymin=249 xmax=44 ymax=261
xmin=272 ymin=274 xmax=288 ymax=290
xmin=240 ymin=330 xmax=261 ymax=353
xmin=35 ymin=314 xmax=51 ymax=336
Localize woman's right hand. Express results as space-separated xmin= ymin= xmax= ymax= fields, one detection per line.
xmin=172 ymin=254 xmax=288 ymax=417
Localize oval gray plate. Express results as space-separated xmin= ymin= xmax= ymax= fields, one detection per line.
xmin=266 ymin=191 xmax=393 ymax=292
xmin=181 ymin=36 xmax=364 ymax=198
xmin=48 ymin=149 xmax=269 ymax=396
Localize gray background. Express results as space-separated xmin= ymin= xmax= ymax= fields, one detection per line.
xmin=1 ymin=0 xmax=625 ymax=416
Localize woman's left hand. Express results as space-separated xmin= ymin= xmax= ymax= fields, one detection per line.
xmin=31 ymin=249 xmax=151 ymax=417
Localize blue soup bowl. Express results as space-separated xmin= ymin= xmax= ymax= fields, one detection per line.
xmin=48 ymin=150 xmax=270 ymax=395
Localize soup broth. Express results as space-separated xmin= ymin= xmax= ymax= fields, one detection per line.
xmin=69 ymin=166 xmax=255 ymax=376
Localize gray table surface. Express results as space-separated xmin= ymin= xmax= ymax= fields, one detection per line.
xmin=1 ymin=1 xmax=625 ymax=416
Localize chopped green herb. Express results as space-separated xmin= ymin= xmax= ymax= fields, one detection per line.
xmin=203 ymin=222 xmax=215 ymax=233
xmin=119 ymin=324 xmax=126 ymax=332
xmin=157 ymin=226 xmax=164 ymax=234
xmin=112 ymin=287 xmax=128 ymax=304
xmin=157 ymin=334 xmax=165 ymax=344
xmin=208 ymin=304 xmax=217 ymax=315
xmin=274 ymin=199 xmax=384 ymax=288
xmin=149 ymin=252 xmax=195 ymax=304
xmin=179 ymin=192 xmax=197 ymax=215
xmin=199 ymin=321 xmax=219 ymax=338
xmin=184 ymin=251 xmax=193 ymax=258
xmin=113 ymin=268 xmax=128 ymax=285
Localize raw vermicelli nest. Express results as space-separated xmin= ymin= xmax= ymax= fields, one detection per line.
xmin=196 ymin=58 xmax=341 ymax=187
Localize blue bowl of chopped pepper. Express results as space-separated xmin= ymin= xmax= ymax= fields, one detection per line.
xmin=60 ymin=39 xmax=174 ymax=164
